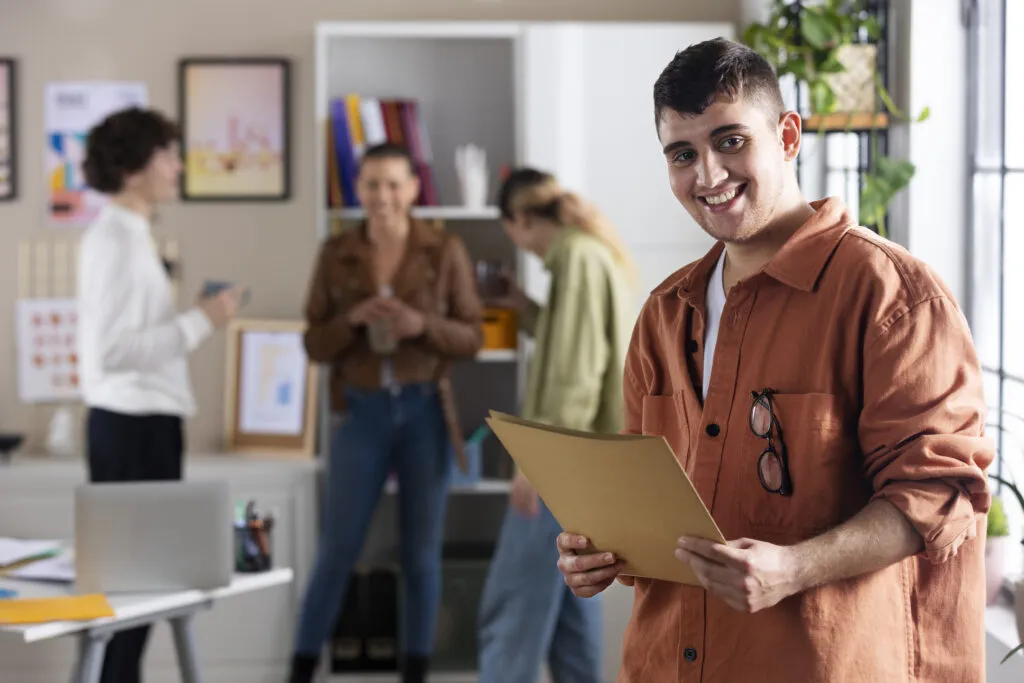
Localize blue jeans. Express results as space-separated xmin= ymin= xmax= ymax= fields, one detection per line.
xmin=477 ymin=501 xmax=603 ymax=683
xmin=294 ymin=383 xmax=452 ymax=658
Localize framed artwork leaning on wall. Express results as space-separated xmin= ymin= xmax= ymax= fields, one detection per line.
xmin=223 ymin=319 xmax=318 ymax=457
xmin=178 ymin=56 xmax=291 ymax=201
xmin=0 ymin=58 xmax=17 ymax=201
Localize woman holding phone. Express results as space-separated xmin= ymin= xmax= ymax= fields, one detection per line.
xmin=476 ymin=167 xmax=636 ymax=683
xmin=289 ymin=142 xmax=483 ymax=683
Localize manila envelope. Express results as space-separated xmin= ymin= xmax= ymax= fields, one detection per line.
xmin=486 ymin=410 xmax=725 ymax=586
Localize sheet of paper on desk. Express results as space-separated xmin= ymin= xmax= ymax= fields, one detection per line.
xmin=0 ymin=538 xmax=61 ymax=568
xmin=7 ymin=551 xmax=75 ymax=583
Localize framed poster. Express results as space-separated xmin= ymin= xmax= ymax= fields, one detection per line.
xmin=15 ymin=298 xmax=80 ymax=403
xmin=44 ymin=81 xmax=149 ymax=226
xmin=0 ymin=58 xmax=16 ymax=201
xmin=178 ymin=57 xmax=291 ymax=201
xmin=224 ymin=319 xmax=317 ymax=456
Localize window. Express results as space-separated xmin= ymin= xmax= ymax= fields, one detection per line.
xmin=968 ymin=0 xmax=1024 ymax=567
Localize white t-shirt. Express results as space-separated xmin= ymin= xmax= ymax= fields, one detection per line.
xmin=702 ymin=251 xmax=727 ymax=401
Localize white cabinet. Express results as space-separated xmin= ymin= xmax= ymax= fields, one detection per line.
xmin=0 ymin=454 xmax=318 ymax=683
xmin=520 ymin=21 xmax=733 ymax=316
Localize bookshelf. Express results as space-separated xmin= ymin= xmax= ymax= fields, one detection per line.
xmin=328 ymin=206 xmax=501 ymax=221
xmin=314 ymin=21 xmax=523 ymax=680
xmin=313 ymin=20 xmax=736 ymax=682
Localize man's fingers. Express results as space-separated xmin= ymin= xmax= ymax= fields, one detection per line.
xmin=557 ymin=533 xmax=590 ymax=553
xmin=617 ymin=575 xmax=636 ymax=587
xmin=678 ymin=537 xmax=750 ymax=572
xmin=564 ymin=561 xmax=625 ymax=589
xmin=571 ymin=578 xmax=615 ymax=599
xmin=558 ymin=551 xmax=617 ymax=575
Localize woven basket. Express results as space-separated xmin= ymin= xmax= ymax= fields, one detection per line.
xmin=822 ymin=44 xmax=878 ymax=114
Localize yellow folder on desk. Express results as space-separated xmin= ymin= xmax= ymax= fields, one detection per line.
xmin=0 ymin=594 xmax=114 ymax=625
xmin=486 ymin=411 xmax=726 ymax=586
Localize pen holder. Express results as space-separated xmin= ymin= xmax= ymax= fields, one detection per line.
xmin=234 ymin=522 xmax=273 ymax=573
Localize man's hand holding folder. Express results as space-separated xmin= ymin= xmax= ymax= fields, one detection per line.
xmin=486 ymin=410 xmax=726 ymax=587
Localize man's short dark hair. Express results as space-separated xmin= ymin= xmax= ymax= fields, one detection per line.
xmin=653 ymin=37 xmax=785 ymax=127
xmin=359 ymin=142 xmax=417 ymax=176
xmin=82 ymin=107 xmax=179 ymax=194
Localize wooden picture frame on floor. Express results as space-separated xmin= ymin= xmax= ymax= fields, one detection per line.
xmin=178 ymin=57 xmax=291 ymax=201
xmin=224 ymin=319 xmax=318 ymax=457
xmin=0 ymin=58 xmax=17 ymax=201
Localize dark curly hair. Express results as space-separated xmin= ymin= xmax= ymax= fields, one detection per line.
xmin=82 ymin=107 xmax=180 ymax=194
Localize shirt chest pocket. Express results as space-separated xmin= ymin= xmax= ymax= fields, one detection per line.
xmin=640 ymin=394 xmax=691 ymax=473
xmin=732 ymin=392 xmax=854 ymax=541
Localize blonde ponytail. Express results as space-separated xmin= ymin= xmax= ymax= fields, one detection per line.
xmin=554 ymin=192 xmax=638 ymax=286
xmin=497 ymin=168 xmax=638 ymax=286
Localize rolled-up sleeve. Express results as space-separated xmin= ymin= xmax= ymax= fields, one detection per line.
xmin=859 ymin=295 xmax=994 ymax=564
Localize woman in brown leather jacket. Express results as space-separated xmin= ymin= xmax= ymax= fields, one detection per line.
xmin=289 ymin=143 xmax=483 ymax=683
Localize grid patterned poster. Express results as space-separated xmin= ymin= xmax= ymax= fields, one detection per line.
xmin=15 ymin=298 xmax=80 ymax=403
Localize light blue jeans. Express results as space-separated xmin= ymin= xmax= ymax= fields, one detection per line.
xmin=477 ymin=501 xmax=603 ymax=683
xmin=294 ymin=383 xmax=452 ymax=658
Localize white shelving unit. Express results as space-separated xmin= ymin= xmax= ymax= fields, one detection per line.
xmin=313 ymin=19 xmax=735 ymax=683
xmin=328 ymin=206 xmax=501 ymax=221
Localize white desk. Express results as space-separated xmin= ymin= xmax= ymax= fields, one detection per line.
xmin=0 ymin=569 xmax=293 ymax=683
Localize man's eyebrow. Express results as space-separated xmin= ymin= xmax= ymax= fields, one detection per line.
xmin=661 ymin=124 xmax=751 ymax=155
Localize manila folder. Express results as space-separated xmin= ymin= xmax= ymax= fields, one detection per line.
xmin=486 ymin=411 xmax=725 ymax=586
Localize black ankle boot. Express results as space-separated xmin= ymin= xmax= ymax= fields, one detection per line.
xmin=288 ymin=653 xmax=319 ymax=683
xmin=402 ymin=654 xmax=429 ymax=683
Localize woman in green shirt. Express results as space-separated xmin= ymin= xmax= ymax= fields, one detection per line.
xmin=477 ymin=168 xmax=636 ymax=683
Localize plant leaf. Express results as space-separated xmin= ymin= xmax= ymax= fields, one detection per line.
xmin=800 ymin=9 xmax=836 ymax=50
xmin=811 ymin=79 xmax=837 ymax=115
xmin=916 ymin=106 xmax=931 ymax=122
xmin=1001 ymin=643 xmax=1024 ymax=665
xmin=864 ymin=16 xmax=882 ymax=40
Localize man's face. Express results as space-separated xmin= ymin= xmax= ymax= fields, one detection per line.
xmin=657 ymin=95 xmax=798 ymax=244
xmin=133 ymin=143 xmax=182 ymax=203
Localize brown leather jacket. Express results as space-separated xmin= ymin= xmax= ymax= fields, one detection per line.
xmin=302 ymin=218 xmax=483 ymax=437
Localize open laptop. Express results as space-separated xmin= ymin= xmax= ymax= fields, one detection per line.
xmin=74 ymin=480 xmax=234 ymax=593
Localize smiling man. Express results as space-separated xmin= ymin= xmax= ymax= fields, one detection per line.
xmin=555 ymin=37 xmax=993 ymax=681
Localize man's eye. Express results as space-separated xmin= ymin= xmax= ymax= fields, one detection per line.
xmin=720 ymin=136 xmax=744 ymax=150
xmin=673 ymin=150 xmax=696 ymax=164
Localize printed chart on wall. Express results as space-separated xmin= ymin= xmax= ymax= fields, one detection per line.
xmin=44 ymin=81 xmax=148 ymax=226
xmin=15 ymin=298 xmax=80 ymax=403
xmin=238 ymin=330 xmax=307 ymax=436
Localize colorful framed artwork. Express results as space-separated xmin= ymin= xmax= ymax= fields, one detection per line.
xmin=44 ymin=81 xmax=149 ymax=225
xmin=223 ymin=319 xmax=317 ymax=457
xmin=0 ymin=58 xmax=16 ymax=201
xmin=178 ymin=57 xmax=291 ymax=201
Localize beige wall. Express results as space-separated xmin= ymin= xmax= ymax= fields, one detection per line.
xmin=0 ymin=0 xmax=742 ymax=454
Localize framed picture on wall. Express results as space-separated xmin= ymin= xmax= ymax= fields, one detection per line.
xmin=224 ymin=319 xmax=318 ymax=457
xmin=178 ymin=57 xmax=291 ymax=201
xmin=0 ymin=58 xmax=17 ymax=201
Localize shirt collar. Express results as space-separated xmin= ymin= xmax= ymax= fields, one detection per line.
xmin=102 ymin=201 xmax=152 ymax=233
xmin=542 ymin=227 xmax=577 ymax=270
xmin=335 ymin=216 xmax=443 ymax=259
xmin=656 ymin=197 xmax=854 ymax=301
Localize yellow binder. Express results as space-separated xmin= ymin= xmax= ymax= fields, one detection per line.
xmin=0 ymin=594 xmax=114 ymax=625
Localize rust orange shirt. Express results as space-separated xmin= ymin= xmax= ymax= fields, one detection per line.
xmin=619 ymin=198 xmax=993 ymax=682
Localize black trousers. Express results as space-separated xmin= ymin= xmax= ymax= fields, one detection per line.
xmin=86 ymin=407 xmax=184 ymax=683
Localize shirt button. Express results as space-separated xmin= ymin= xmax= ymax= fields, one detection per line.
xmin=686 ymin=339 xmax=699 ymax=353
xmin=705 ymin=423 xmax=720 ymax=437
xmin=684 ymin=647 xmax=698 ymax=662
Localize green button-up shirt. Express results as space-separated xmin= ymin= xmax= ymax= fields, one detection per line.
xmin=520 ymin=227 xmax=634 ymax=435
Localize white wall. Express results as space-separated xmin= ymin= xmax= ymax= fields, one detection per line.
xmin=899 ymin=0 xmax=969 ymax=306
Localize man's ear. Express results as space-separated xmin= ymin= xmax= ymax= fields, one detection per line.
xmin=778 ymin=110 xmax=802 ymax=163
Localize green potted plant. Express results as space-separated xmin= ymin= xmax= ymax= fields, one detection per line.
xmin=988 ymin=494 xmax=1011 ymax=604
xmin=741 ymin=0 xmax=929 ymax=237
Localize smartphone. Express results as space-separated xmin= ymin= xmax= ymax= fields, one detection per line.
xmin=203 ymin=280 xmax=250 ymax=307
